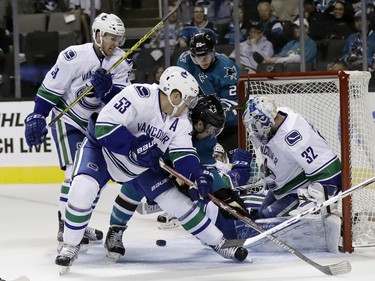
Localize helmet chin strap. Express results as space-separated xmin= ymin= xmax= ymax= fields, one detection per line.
xmin=168 ymin=95 xmax=184 ymax=117
xmin=94 ymin=36 xmax=107 ymax=57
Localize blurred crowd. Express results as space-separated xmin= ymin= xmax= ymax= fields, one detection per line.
xmin=1 ymin=0 xmax=375 ymax=94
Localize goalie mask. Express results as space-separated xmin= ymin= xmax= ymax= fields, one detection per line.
xmin=189 ymin=94 xmax=225 ymax=138
xmin=92 ymin=13 xmax=126 ymax=55
xmin=159 ymin=66 xmax=199 ymax=116
xmin=243 ymin=96 xmax=277 ymax=143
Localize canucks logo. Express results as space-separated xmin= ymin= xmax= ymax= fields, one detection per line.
xmin=285 ymin=130 xmax=302 ymax=146
xmin=63 ymin=49 xmax=77 ymax=61
xmin=135 ymin=85 xmax=151 ymax=97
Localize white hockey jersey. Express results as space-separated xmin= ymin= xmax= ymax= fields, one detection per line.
xmin=95 ymin=83 xmax=199 ymax=182
xmin=254 ymin=107 xmax=341 ymax=199
xmin=36 ymin=43 xmax=132 ymax=132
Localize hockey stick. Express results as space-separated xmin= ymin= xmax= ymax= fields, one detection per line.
xmin=158 ymin=158 xmax=352 ymax=275
xmin=241 ymin=176 xmax=375 ymax=247
xmin=48 ymin=0 xmax=183 ymax=127
xmin=233 ymin=180 xmax=265 ymax=192
xmin=208 ymin=194 xmax=351 ymax=275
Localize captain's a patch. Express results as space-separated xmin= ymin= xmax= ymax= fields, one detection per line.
xmin=285 ymin=130 xmax=302 ymax=146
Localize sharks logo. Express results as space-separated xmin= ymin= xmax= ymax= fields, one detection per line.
xmin=224 ymin=66 xmax=237 ymax=80
xmin=198 ymin=72 xmax=207 ymax=83
xmin=285 ymin=130 xmax=302 ymax=146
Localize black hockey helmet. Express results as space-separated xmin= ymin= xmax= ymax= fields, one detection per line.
xmin=189 ymin=94 xmax=225 ymax=137
xmin=189 ymin=32 xmax=215 ymax=57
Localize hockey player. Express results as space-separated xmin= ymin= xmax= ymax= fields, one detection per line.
xmin=105 ymin=95 xmax=251 ymax=260
xmin=24 ymin=13 xmax=132 ymax=247
xmin=242 ymin=96 xmax=342 ymax=218
xmin=177 ymin=32 xmax=241 ymax=161
xmin=54 ymin=66 xmax=248 ymax=274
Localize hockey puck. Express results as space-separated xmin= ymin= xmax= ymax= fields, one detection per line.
xmin=156 ymin=239 xmax=167 ymax=246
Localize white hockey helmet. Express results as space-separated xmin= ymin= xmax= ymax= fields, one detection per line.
xmin=159 ymin=66 xmax=200 ymax=116
xmin=214 ymin=143 xmax=225 ymax=155
xmin=92 ymin=13 xmax=126 ymax=49
xmin=243 ymin=96 xmax=278 ymax=141
xmin=213 ymin=143 xmax=228 ymax=163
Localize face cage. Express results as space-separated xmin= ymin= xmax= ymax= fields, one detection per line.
xmin=168 ymin=92 xmax=198 ymax=117
xmin=202 ymin=122 xmax=223 ymax=138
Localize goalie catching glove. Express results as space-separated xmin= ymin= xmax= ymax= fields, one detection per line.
xmin=24 ymin=113 xmax=48 ymax=146
xmin=128 ymin=135 xmax=163 ymax=170
xmin=91 ymin=68 xmax=113 ymax=99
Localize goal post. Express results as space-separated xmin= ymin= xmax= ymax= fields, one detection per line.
xmin=237 ymin=70 xmax=375 ymax=253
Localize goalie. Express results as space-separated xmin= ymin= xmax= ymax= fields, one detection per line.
xmin=242 ymin=96 xmax=342 ymax=218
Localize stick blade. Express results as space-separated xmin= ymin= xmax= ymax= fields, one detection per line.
xmin=326 ymin=260 xmax=352 ymax=275
xmin=12 ymin=277 xmax=30 ymax=281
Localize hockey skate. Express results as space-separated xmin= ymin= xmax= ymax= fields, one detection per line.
xmin=157 ymin=212 xmax=179 ymax=229
xmin=210 ymin=238 xmax=248 ymax=262
xmin=104 ymin=226 xmax=126 ymax=262
xmin=84 ymin=226 xmax=104 ymax=244
xmin=55 ymin=243 xmax=80 ymax=275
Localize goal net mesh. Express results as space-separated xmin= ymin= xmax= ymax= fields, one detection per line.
xmin=237 ymin=71 xmax=375 ymax=251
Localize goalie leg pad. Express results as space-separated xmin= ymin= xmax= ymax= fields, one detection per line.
xmin=324 ymin=214 xmax=342 ymax=253
xmin=236 ymin=216 xmax=329 ymax=252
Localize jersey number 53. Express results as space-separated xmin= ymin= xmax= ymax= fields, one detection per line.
xmin=114 ymin=97 xmax=131 ymax=114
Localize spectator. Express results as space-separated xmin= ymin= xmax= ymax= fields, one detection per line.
xmin=149 ymin=4 xmax=183 ymax=51
xmin=69 ymin=0 xmax=101 ymax=43
xmin=271 ymin=0 xmax=300 ymax=22
xmin=229 ymin=23 xmax=274 ymax=73
xmin=302 ymin=0 xmax=328 ymax=41
xmin=179 ymin=0 xmax=194 ymax=25
xmin=264 ymin=19 xmax=317 ymax=65
xmin=218 ymin=5 xmax=252 ymax=45
xmin=35 ymin=0 xmax=69 ymax=30
xmin=257 ymin=1 xmax=287 ymax=53
xmin=207 ymin=0 xmax=232 ymax=24
xmin=147 ymin=64 xmax=165 ymax=84
xmin=339 ymin=10 xmax=375 ymax=70
xmin=178 ymin=4 xmax=218 ymax=47
xmin=242 ymin=0 xmax=271 ymax=23
xmin=323 ymin=0 xmax=355 ymax=39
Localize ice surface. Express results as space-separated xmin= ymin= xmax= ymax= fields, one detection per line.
xmin=1 ymin=184 xmax=374 ymax=281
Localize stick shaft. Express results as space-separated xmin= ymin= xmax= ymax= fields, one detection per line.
xmin=243 ymin=176 xmax=375 ymax=246
xmin=48 ymin=0 xmax=183 ymax=127
xmin=159 ymin=158 xmax=351 ymax=275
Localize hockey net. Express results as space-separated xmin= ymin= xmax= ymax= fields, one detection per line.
xmin=237 ymin=70 xmax=375 ymax=253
